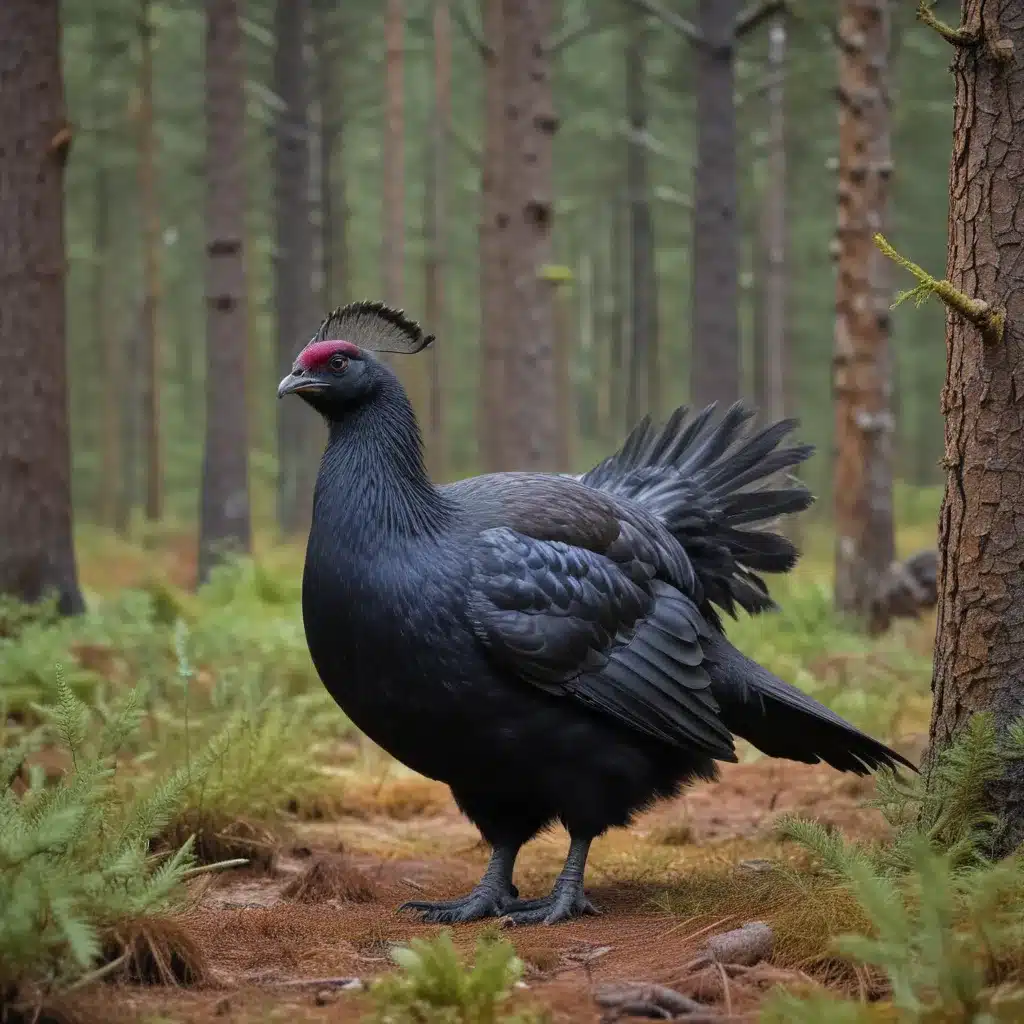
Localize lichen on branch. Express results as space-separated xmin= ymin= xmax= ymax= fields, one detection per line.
xmin=874 ymin=233 xmax=1005 ymax=346
xmin=915 ymin=1 xmax=1014 ymax=60
xmin=915 ymin=1 xmax=979 ymax=46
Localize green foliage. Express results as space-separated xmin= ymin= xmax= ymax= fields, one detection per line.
xmin=768 ymin=717 xmax=1024 ymax=1021
xmin=368 ymin=930 xmax=541 ymax=1024
xmin=0 ymin=670 xmax=221 ymax=995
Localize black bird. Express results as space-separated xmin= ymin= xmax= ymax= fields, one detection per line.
xmin=278 ymin=300 xmax=915 ymax=926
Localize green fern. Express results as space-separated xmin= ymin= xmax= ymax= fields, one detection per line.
xmin=0 ymin=674 xmax=233 ymax=998
xmin=768 ymin=718 xmax=1024 ymax=1021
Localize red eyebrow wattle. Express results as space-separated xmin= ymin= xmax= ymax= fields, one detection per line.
xmin=296 ymin=339 xmax=361 ymax=369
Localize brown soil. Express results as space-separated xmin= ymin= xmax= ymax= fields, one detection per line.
xmin=68 ymin=755 xmax=898 ymax=1023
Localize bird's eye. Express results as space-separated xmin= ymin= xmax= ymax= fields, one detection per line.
xmin=328 ymin=354 xmax=349 ymax=373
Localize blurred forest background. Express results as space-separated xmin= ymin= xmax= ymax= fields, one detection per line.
xmin=60 ymin=0 xmax=951 ymax=539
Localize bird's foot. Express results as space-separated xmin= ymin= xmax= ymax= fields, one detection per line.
xmin=398 ymin=882 xmax=520 ymax=924
xmin=500 ymin=877 xmax=599 ymax=926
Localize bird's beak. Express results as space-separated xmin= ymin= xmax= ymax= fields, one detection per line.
xmin=277 ymin=372 xmax=327 ymax=399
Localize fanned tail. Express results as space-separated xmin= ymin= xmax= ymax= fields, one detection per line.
xmin=579 ymin=402 xmax=814 ymax=621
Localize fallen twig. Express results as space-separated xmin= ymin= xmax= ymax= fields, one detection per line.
xmin=594 ymin=981 xmax=705 ymax=1019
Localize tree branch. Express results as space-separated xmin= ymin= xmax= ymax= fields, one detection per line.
xmin=875 ymin=233 xmax=1005 ymax=346
xmin=735 ymin=0 xmax=786 ymax=40
xmin=546 ymin=12 xmax=610 ymax=55
xmin=915 ymin=0 xmax=980 ymax=46
xmin=622 ymin=0 xmax=701 ymax=46
xmin=452 ymin=0 xmax=492 ymax=59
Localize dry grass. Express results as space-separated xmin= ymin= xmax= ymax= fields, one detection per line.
xmin=156 ymin=812 xmax=282 ymax=873
xmin=280 ymin=854 xmax=379 ymax=904
xmin=100 ymin=915 xmax=209 ymax=987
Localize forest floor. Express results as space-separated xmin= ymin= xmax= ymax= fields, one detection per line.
xmin=75 ymin=741 xmax=924 ymax=1024
xmin=22 ymin=517 xmax=937 ymax=1024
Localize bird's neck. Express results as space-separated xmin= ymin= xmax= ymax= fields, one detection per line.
xmin=313 ymin=375 xmax=452 ymax=549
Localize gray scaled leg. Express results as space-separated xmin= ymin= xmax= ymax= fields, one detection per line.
xmin=399 ymin=844 xmax=520 ymax=924
xmin=501 ymin=837 xmax=599 ymax=926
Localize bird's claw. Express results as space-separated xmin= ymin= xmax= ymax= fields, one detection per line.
xmin=500 ymin=878 xmax=599 ymax=926
xmin=398 ymin=883 xmax=518 ymax=924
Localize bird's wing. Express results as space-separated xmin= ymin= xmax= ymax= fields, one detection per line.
xmin=465 ymin=526 xmax=737 ymax=760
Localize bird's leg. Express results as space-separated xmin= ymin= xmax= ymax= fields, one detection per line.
xmin=398 ymin=844 xmax=520 ymax=924
xmin=501 ymin=837 xmax=599 ymax=926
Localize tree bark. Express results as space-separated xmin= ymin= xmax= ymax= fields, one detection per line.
xmin=424 ymin=0 xmax=450 ymax=480
xmin=691 ymin=0 xmax=741 ymax=409
xmin=625 ymin=5 xmax=659 ymax=426
xmin=479 ymin=0 xmax=509 ymax=471
xmin=832 ymin=0 xmax=895 ymax=621
xmin=500 ymin=0 xmax=560 ymax=471
xmin=0 ymin=0 xmax=84 ymax=614
xmin=273 ymin=0 xmax=317 ymax=537
xmin=760 ymin=13 xmax=788 ymax=424
xmin=383 ymin=0 xmax=404 ymax=309
xmin=92 ymin=9 xmax=119 ymax=531
xmin=929 ymin=0 xmax=1024 ymax=858
xmin=313 ymin=0 xmax=344 ymax=310
xmin=199 ymin=0 xmax=251 ymax=584
xmin=138 ymin=0 xmax=162 ymax=523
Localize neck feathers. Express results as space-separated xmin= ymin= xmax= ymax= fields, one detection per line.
xmin=315 ymin=370 xmax=451 ymax=546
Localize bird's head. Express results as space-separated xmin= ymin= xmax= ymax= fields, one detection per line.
xmin=277 ymin=300 xmax=434 ymax=418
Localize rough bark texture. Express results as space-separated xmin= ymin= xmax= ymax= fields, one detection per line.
xmin=424 ymin=0 xmax=450 ymax=480
xmin=382 ymin=0 xmax=405 ymax=309
xmin=760 ymin=14 xmax=788 ymax=424
xmin=273 ymin=0 xmax=317 ymax=537
xmin=138 ymin=0 xmax=162 ymax=523
xmin=832 ymin=0 xmax=895 ymax=620
xmin=92 ymin=9 xmax=119 ymax=531
xmin=691 ymin=0 xmax=741 ymax=409
xmin=479 ymin=0 xmax=509 ymax=471
xmin=500 ymin=0 xmax=560 ymax=471
xmin=929 ymin=0 xmax=1024 ymax=858
xmin=0 ymin=0 xmax=84 ymax=614
xmin=625 ymin=7 xmax=659 ymax=426
xmin=381 ymin=0 xmax=429 ymax=438
xmin=314 ymin=0 xmax=345 ymax=310
xmin=199 ymin=0 xmax=251 ymax=584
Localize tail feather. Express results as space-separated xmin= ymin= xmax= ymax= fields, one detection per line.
xmin=580 ymin=402 xmax=815 ymax=621
xmin=704 ymin=632 xmax=917 ymax=776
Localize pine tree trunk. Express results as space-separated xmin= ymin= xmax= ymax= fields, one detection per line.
xmin=381 ymin=0 xmax=428 ymax=434
xmin=138 ymin=0 xmax=162 ymax=523
xmin=691 ymin=0 xmax=741 ymax=409
xmin=761 ymin=13 xmax=788 ymax=424
xmin=479 ymin=0 xmax=509 ymax=471
xmin=500 ymin=0 xmax=559 ymax=471
xmin=424 ymin=0 xmax=450 ymax=480
xmin=0 ymin=0 xmax=84 ymax=614
xmin=382 ymin=0 xmax=405 ymax=311
xmin=832 ymin=0 xmax=895 ymax=620
xmin=929 ymin=0 xmax=1024 ymax=858
xmin=625 ymin=6 xmax=659 ymax=426
xmin=92 ymin=9 xmax=119 ymax=531
xmin=199 ymin=0 xmax=251 ymax=584
xmin=273 ymin=0 xmax=317 ymax=537
xmin=314 ymin=0 xmax=336 ymax=309
xmin=608 ymin=189 xmax=626 ymax=433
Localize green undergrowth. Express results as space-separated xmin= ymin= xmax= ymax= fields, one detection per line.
xmin=758 ymin=714 xmax=1024 ymax=1022
xmin=0 ymin=673 xmax=236 ymax=1015
xmin=0 ymin=555 xmax=330 ymax=720
xmin=726 ymin=571 xmax=932 ymax=744
xmin=368 ymin=929 xmax=545 ymax=1024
